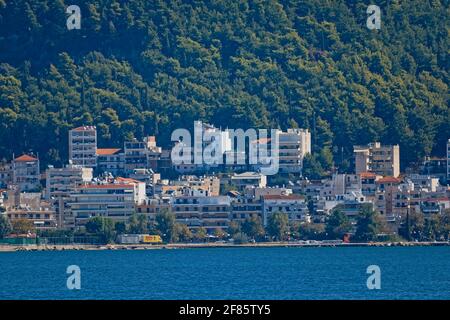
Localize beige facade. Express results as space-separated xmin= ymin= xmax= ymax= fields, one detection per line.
xmin=354 ymin=142 xmax=400 ymax=177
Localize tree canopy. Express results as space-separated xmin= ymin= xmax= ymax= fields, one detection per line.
xmin=0 ymin=1 xmax=448 ymax=170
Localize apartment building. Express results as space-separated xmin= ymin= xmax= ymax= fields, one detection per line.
xmin=3 ymin=191 xmax=56 ymax=230
xmin=172 ymin=195 xmax=231 ymax=232
xmin=228 ymin=172 xmax=267 ymax=191
xmin=5 ymin=204 xmax=57 ymax=230
xmin=0 ymin=162 xmax=11 ymax=188
xmin=46 ymin=164 xmax=93 ymax=199
xmin=124 ymin=136 xmax=161 ymax=173
xmin=45 ymin=164 xmax=93 ymax=228
xmin=262 ymin=194 xmax=310 ymax=225
xmin=230 ymin=195 xmax=263 ymax=222
xmin=69 ymin=126 xmax=97 ymax=168
xmin=251 ymin=128 xmax=311 ymax=174
xmin=135 ymin=195 xmax=172 ymax=221
xmin=11 ymin=154 xmax=40 ymax=192
xmin=277 ymin=129 xmax=311 ymax=173
xmin=354 ymin=142 xmax=400 ymax=177
xmin=68 ymin=179 xmax=146 ymax=228
xmin=96 ymin=148 xmax=124 ymax=175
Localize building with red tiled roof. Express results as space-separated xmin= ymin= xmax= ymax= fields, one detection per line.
xmin=14 ymin=154 xmax=38 ymax=162
xmin=376 ymin=176 xmax=402 ymax=184
xmin=96 ymin=148 xmax=121 ymax=156
xmin=11 ymin=154 xmax=40 ymax=192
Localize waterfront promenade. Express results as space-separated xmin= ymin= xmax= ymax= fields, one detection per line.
xmin=1 ymin=241 xmax=449 ymax=252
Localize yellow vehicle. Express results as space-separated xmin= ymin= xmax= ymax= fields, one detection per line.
xmin=140 ymin=235 xmax=163 ymax=244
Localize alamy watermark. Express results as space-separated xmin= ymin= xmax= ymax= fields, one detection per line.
xmin=367 ymin=5 xmax=381 ymax=30
xmin=66 ymin=265 xmax=81 ymax=290
xmin=171 ymin=121 xmax=280 ymax=175
xmin=66 ymin=5 xmax=81 ymax=30
xmin=366 ymin=265 xmax=381 ymax=290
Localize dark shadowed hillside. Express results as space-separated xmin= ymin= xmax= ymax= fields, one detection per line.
xmin=0 ymin=0 xmax=448 ymax=170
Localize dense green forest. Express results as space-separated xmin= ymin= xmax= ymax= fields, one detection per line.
xmin=0 ymin=0 xmax=448 ymax=171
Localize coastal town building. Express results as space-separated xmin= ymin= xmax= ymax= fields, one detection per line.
xmin=2 ymin=191 xmax=57 ymax=230
xmin=230 ymin=194 xmax=263 ymax=222
xmin=11 ymin=154 xmax=40 ymax=192
xmin=251 ymin=128 xmax=311 ymax=174
xmin=262 ymin=194 xmax=310 ymax=225
xmin=277 ymin=129 xmax=311 ymax=174
xmin=0 ymin=162 xmax=11 ymax=188
xmin=69 ymin=126 xmax=97 ymax=168
xmin=96 ymin=148 xmax=124 ymax=175
xmin=226 ymin=172 xmax=267 ymax=192
xmin=172 ymin=195 xmax=231 ymax=231
xmin=354 ymin=142 xmax=400 ymax=178
xmin=68 ymin=178 xmax=146 ymax=228
xmin=124 ymin=136 xmax=162 ymax=174
xmin=45 ymin=164 xmax=93 ymax=228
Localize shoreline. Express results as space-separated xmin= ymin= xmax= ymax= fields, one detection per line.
xmin=1 ymin=241 xmax=449 ymax=252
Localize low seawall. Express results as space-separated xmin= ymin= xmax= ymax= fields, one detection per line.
xmin=1 ymin=241 xmax=449 ymax=252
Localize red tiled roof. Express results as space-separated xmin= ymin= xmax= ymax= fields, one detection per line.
xmin=359 ymin=172 xmax=377 ymax=178
xmin=116 ymin=177 xmax=142 ymax=184
xmin=376 ymin=176 xmax=401 ymax=184
xmin=72 ymin=126 xmax=96 ymax=131
xmin=14 ymin=154 xmax=38 ymax=162
xmin=96 ymin=148 xmax=121 ymax=155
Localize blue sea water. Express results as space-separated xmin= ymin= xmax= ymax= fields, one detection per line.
xmin=1 ymin=246 xmax=449 ymax=300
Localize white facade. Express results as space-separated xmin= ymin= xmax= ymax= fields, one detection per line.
xmin=277 ymin=128 xmax=311 ymax=173
xmin=262 ymin=195 xmax=310 ymax=225
xmin=69 ymin=126 xmax=97 ymax=168
xmin=46 ymin=164 xmax=93 ymax=199
xmin=11 ymin=155 xmax=40 ymax=192
xmin=69 ymin=179 xmax=146 ymax=227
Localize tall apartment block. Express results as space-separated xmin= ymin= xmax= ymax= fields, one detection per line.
xmin=354 ymin=142 xmax=400 ymax=178
xmin=11 ymin=154 xmax=40 ymax=192
xmin=277 ymin=129 xmax=311 ymax=173
xmin=68 ymin=126 xmax=97 ymax=168
xmin=250 ymin=128 xmax=311 ymax=174
xmin=45 ymin=164 xmax=93 ymax=228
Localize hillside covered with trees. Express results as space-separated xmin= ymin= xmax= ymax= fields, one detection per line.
xmin=0 ymin=0 xmax=448 ymax=171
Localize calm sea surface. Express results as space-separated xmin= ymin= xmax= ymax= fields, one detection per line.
xmin=1 ymin=246 xmax=449 ymax=300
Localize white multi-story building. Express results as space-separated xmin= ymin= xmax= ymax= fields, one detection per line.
xmin=11 ymin=154 xmax=40 ymax=192
xmin=228 ymin=172 xmax=267 ymax=191
xmin=277 ymin=128 xmax=311 ymax=173
xmin=68 ymin=178 xmax=146 ymax=228
xmin=172 ymin=195 xmax=231 ymax=232
xmin=262 ymin=194 xmax=310 ymax=225
xmin=251 ymin=128 xmax=311 ymax=174
xmin=46 ymin=164 xmax=93 ymax=199
xmin=69 ymin=126 xmax=97 ymax=168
